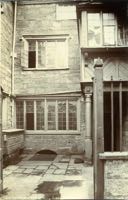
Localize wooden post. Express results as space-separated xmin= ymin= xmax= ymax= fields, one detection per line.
xmin=0 ymin=87 xmax=3 ymax=192
xmin=93 ymin=58 xmax=104 ymax=199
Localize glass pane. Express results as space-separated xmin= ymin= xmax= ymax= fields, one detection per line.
xmin=56 ymin=40 xmax=66 ymax=68
xmin=58 ymin=101 xmax=66 ymax=130
xmin=26 ymin=101 xmax=34 ymax=130
xmin=103 ymin=13 xmax=115 ymax=25
xmin=36 ymin=101 xmax=45 ymax=130
xmin=88 ymin=13 xmax=101 ymax=47
xmin=38 ymin=41 xmax=46 ymax=68
xmin=28 ymin=40 xmax=36 ymax=68
xmin=47 ymin=101 xmax=56 ymax=130
xmin=68 ymin=101 xmax=77 ymax=130
xmin=16 ymin=101 xmax=24 ymax=129
xmin=103 ymin=26 xmax=115 ymax=45
xmin=46 ymin=41 xmax=56 ymax=68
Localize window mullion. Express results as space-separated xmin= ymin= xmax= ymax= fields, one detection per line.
xmin=56 ymin=100 xmax=58 ymax=130
xmin=66 ymin=100 xmax=69 ymax=130
xmin=115 ymin=14 xmax=118 ymax=46
xmin=24 ymin=101 xmax=26 ymax=130
xmin=45 ymin=98 xmax=47 ymax=131
xmin=36 ymin=40 xmax=38 ymax=68
xmin=34 ymin=100 xmax=37 ymax=130
xmin=45 ymin=41 xmax=47 ymax=68
xmin=101 ymin=11 xmax=103 ymax=46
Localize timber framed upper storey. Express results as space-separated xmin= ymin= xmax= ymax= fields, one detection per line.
xmin=77 ymin=2 xmax=128 ymax=49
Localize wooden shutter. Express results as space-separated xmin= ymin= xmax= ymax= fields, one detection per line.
xmin=21 ymin=38 xmax=28 ymax=68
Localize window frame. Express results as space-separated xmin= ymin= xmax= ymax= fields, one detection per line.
xmin=21 ymin=35 xmax=69 ymax=70
xmin=81 ymin=10 xmax=126 ymax=47
xmin=16 ymin=97 xmax=80 ymax=133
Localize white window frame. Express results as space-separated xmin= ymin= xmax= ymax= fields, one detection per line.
xmin=21 ymin=35 xmax=69 ymax=70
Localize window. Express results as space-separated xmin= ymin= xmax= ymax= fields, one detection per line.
xmin=56 ymin=5 xmax=76 ymax=20
xmin=16 ymin=101 xmax=24 ymax=129
xmin=21 ymin=36 xmax=68 ymax=69
xmin=84 ymin=11 xmax=126 ymax=47
xmin=16 ymin=98 xmax=79 ymax=131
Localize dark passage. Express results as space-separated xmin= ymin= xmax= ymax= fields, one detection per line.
xmin=29 ymin=149 xmax=57 ymax=161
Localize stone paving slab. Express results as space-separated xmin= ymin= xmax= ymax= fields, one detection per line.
xmin=54 ymin=169 xmax=66 ymax=175
xmin=35 ymin=165 xmax=49 ymax=170
xmin=19 ymin=165 xmax=37 ymax=169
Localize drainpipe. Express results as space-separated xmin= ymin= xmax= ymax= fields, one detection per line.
xmin=12 ymin=1 xmax=17 ymax=95
xmin=11 ymin=1 xmax=17 ymax=128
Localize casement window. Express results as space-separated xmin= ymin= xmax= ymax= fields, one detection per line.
xmin=82 ymin=11 xmax=127 ymax=47
xmin=21 ymin=36 xmax=68 ymax=69
xmin=16 ymin=98 xmax=79 ymax=131
xmin=56 ymin=5 xmax=76 ymax=20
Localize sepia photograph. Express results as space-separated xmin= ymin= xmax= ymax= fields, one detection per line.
xmin=0 ymin=0 xmax=128 ymax=199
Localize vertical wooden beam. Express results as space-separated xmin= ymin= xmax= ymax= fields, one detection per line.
xmin=93 ymin=58 xmax=104 ymax=199
xmin=81 ymin=11 xmax=87 ymax=47
xmin=111 ymin=80 xmax=114 ymax=151
xmin=119 ymin=82 xmax=122 ymax=151
xmin=0 ymin=87 xmax=3 ymax=192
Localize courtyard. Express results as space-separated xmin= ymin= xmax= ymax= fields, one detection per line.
xmin=0 ymin=153 xmax=93 ymax=200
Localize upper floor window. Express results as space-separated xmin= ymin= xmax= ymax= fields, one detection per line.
xmin=21 ymin=36 xmax=68 ymax=69
xmin=81 ymin=10 xmax=127 ymax=47
xmin=87 ymin=12 xmax=126 ymax=47
xmin=56 ymin=5 xmax=76 ymax=20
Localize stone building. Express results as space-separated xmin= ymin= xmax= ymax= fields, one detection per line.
xmin=1 ymin=0 xmax=128 ymax=160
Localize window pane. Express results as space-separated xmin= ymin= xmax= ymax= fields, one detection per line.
xmin=46 ymin=41 xmax=56 ymax=68
xmin=28 ymin=40 xmax=36 ymax=68
xmin=16 ymin=101 xmax=24 ymax=129
xmin=103 ymin=26 xmax=115 ymax=45
xmin=103 ymin=13 xmax=115 ymax=25
xmin=26 ymin=101 xmax=34 ymax=130
xmin=68 ymin=101 xmax=77 ymax=130
xmin=38 ymin=41 xmax=46 ymax=68
xmin=58 ymin=101 xmax=66 ymax=130
xmin=47 ymin=101 xmax=56 ymax=130
xmin=36 ymin=101 xmax=45 ymax=130
xmin=88 ymin=13 xmax=101 ymax=47
xmin=56 ymin=40 xmax=67 ymax=68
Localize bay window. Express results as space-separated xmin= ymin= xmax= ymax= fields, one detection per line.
xmin=16 ymin=98 xmax=79 ymax=131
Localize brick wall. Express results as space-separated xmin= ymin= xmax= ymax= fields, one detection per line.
xmin=15 ymin=3 xmax=80 ymax=95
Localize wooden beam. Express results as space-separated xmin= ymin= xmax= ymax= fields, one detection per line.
xmin=111 ymin=81 xmax=114 ymax=151
xmin=119 ymin=82 xmax=123 ymax=151
xmin=93 ymin=58 xmax=104 ymax=199
xmin=0 ymin=87 xmax=3 ymax=192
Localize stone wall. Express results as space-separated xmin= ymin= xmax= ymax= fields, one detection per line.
xmin=100 ymin=152 xmax=128 ymax=199
xmin=15 ymin=3 xmax=80 ymax=95
xmin=1 ymin=2 xmax=14 ymax=129
xmin=3 ymin=129 xmax=25 ymax=156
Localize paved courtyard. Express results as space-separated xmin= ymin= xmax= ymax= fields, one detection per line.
xmin=0 ymin=154 xmax=93 ymax=200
